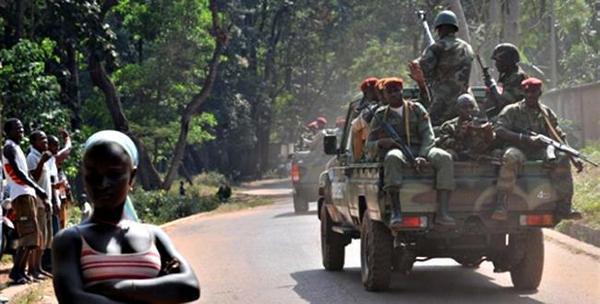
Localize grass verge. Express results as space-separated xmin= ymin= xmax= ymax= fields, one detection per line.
xmin=557 ymin=142 xmax=600 ymax=231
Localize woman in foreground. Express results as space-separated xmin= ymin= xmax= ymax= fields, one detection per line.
xmin=52 ymin=130 xmax=200 ymax=304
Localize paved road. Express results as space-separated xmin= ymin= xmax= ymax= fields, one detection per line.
xmin=166 ymin=185 xmax=600 ymax=304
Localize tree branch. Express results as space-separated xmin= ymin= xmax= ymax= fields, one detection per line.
xmin=161 ymin=0 xmax=229 ymax=189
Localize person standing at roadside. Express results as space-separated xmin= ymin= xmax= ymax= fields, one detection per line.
xmin=2 ymin=119 xmax=47 ymax=284
xmin=26 ymin=130 xmax=54 ymax=280
xmin=48 ymin=130 xmax=72 ymax=229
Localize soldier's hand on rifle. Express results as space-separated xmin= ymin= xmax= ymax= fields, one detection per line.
xmin=484 ymin=74 xmax=496 ymax=88
xmin=573 ymin=158 xmax=584 ymax=173
xmin=414 ymin=157 xmax=427 ymax=173
xmin=525 ymin=134 xmax=547 ymax=149
xmin=377 ymin=138 xmax=397 ymax=150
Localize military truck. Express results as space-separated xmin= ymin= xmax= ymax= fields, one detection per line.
xmin=317 ymin=87 xmax=559 ymax=291
xmin=291 ymin=130 xmax=333 ymax=213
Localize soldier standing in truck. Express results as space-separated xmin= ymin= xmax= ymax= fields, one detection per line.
xmin=412 ymin=10 xmax=474 ymax=126
xmin=484 ymin=43 xmax=529 ymax=118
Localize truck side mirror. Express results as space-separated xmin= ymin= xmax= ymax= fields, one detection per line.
xmin=323 ymin=134 xmax=338 ymax=155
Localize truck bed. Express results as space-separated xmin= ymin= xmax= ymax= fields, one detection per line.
xmin=329 ymin=161 xmax=559 ymax=225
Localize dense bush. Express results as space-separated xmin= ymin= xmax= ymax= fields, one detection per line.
xmin=131 ymin=188 xmax=220 ymax=225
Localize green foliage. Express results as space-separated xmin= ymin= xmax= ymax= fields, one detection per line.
xmin=131 ymin=172 xmax=227 ymax=224
xmin=519 ymin=0 xmax=598 ymax=87
xmin=570 ymin=142 xmax=600 ymax=229
xmin=0 ymin=39 xmax=68 ymax=131
xmin=111 ymin=0 xmax=218 ymax=168
xmin=130 ymin=188 xmax=220 ymax=224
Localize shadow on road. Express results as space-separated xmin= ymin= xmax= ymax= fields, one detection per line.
xmin=290 ymin=266 xmax=544 ymax=304
xmin=274 ymin=210 xmax=318 ymax=218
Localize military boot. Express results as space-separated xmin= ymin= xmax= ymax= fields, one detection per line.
xmin=491 ymin=192 xmax=509 ymax=221
xmin=388 ymin=191 xmax=403 ymax=231
xmin=435 ymin=190 xmax=456 ymax=226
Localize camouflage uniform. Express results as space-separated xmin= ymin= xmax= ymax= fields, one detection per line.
xmin=419 ymin=33 xmax=474 ymax=126
xmin=366 ymin=102 xmax=454 ymax=191
xmin=437 ymin=117 xmax=495 ymax=161
xmin=488 ymin=67 xmax=528 ymax=118
xmin=436 ymin=117 xmax=495 ymax=161
xmin=495 ymin=101 xmax=573 ymax=209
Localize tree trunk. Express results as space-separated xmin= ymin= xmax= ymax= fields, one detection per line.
xmin=548 ymin=1 xmax=558 ymax=88
xmin=66 ymin=43 xmax=83 ymax=129
xmin=502 ymin=0 xmax=520 ymax=44
xmin=486 ymin=0 xmax=502 ymax=56
xmin=160 ymin=0 xmax=228 ymax=190
xmin=15 ymin=0 xmax=25 ymax=41
xmin=445 ymin=0 xmax=480 ymax=85
xmin=88 ymin=54 xmax=163 ymax=190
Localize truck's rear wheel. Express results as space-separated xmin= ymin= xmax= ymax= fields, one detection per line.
xmin=320 ymin=206 xmax=346 ymax=271
xmin=510 ymin=228 xmax=544 ymax=290
xmin=361 ymin=212 xmax=393 ymax=291
xmin=293 ymin=193 xmax=309 ymax=213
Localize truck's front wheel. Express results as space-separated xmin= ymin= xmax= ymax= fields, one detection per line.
xmin=320 ymin=206 xmax=346 ymax=271
xmin=361 ymin=213 xmax=393 ymax=291
xmin=510 ymin=228 xmax=544 ymax=290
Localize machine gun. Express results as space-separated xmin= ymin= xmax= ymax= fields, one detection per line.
xmin=416 ymin=10 xmax=435 ymax=47
xmin=356 ymin=98 xmax=416 ymax=165
xmin=530 ymin=131 xmax=599 ymax=167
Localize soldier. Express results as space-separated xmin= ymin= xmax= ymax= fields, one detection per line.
xmin=300 ymin=117 xmax=327 ymax=150
xmin=413 ymin=10 xmax=474 ymax=126
xmin=351 ymin=77 xmax=380 ymax=160
xmin=366 ymin=78 xmax=456 ymax=228
xmin=493 ymin=78 xmax=583 ymax=221
xmin=437 ymin=94 xmax=495 ymax=161
xmin=484 ymin=43 xmax=529 ymax=117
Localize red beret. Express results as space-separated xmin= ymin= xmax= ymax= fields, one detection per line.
xmin=375 ymin=78 xmax=386 ymax=91
xmin=316 ymin=117 xmax=327 ymax=125
xmin=382 ymin=77 xmax=404 ymax=91
xmin=521 ymin=77 xmax=543 ymax=91
xmin=359 ymin=77 xmax=379 ymax=92
xmin=307 ymin=121 xmax=319 ymax=129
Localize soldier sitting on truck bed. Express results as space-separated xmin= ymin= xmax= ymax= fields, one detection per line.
xmin=351 ymin=77 xmax=381 ymax=160
xmin=365 ymin=77 xmax=457 ymax=228
xmin=493 ymin=77 xmax=583 ymax=221
xmin=437 ymin=94 xmax=496 ymax=161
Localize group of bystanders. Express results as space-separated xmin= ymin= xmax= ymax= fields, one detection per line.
xmin=0 ymin=118 xmax=72 ymax=286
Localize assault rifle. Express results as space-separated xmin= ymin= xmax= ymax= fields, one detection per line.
xmin=475 ymin=53 xmax=501 ymax=116
xmin=416 ymin=10 xmax=435 ymax=47
xmin=530 ymin=131 xmax=599 ymax=167
xmin=357 ymin=98 xmax=416 ymax=165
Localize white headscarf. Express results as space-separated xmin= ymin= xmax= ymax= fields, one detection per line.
xmin=84 ymin=130 xmax=140 ymax=222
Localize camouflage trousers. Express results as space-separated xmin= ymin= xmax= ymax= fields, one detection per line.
xmin=383 ymin=147 xmax=455 ymax=192
xmin=498 ymin=147 xmax=574 ymax=206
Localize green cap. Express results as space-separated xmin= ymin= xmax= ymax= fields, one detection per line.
xmin=492 ymin=43 xmax=520 ymax=63
xmin=434 ymin=10 xmax=458 ymax=30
